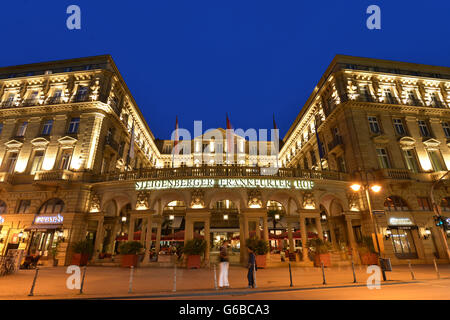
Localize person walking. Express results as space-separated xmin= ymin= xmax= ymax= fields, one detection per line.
xmin=219 ymin=240 xmax=230 ymax=288
xmin=247 ymin=246 xmax=256 ymax=288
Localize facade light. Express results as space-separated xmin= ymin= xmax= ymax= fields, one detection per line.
xmin=169 ymin=215 xmax=175 ymax=220
xmin=350 ymin=184 xmax=361 ymax=192
xmin=223 ymin=214 xmax=228 ymax=220
xmin=370 ymin=185 xmax=382 ymax=193
xmin=121 ymin=216 xmax=127 ymax=222
xmin=274 ymin=214 xmax=280 ymax=220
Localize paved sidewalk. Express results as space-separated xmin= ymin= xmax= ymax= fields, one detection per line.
xmin=0 ymin=264 xmax=448 ymax=299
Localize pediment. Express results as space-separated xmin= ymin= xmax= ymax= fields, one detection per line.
xmin=4 ymin=139 xmax=23 ymax=150
xmin=58 ymin=136 xmax=78 ymax=146
xmin=30 ymin=137 xmax=49 ymax=148
xmin=372 ymin=134 xmax=390 ymax=144
xmin=423 ymin=138 xmax=441 ymax=149
xmin=399 ymin=136 xmax=416 ymax=148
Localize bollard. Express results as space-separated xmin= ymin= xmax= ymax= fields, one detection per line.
xmin=351 ymin=261 xmax=357 ymax=283
xmin=128 ymin=266 xmax=134 ymax=294
xmin=79 ymin=266 xmax=87 ymax=294
xmin=28 ymin=267 xmax=39 ymax=297
xmin=253 ymin=262 xmax=257 ymax=289
xmin=172 ymin=264 xmax=177 ymax=292
xmin=213 ymin=264 xmax=218 ymax=290
xmin=288 ymin=262 xmax=293 ymax=287
xmin=321 ymin=261 xmax=326 ymax=285
xmin=433 ymin=259 xmax=440 ymax=279
xmin=408 ymin=260 xmax=415 ymax=280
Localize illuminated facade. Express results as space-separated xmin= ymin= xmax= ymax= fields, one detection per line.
xmin=0 ymin=55 xmax=448 ymax=267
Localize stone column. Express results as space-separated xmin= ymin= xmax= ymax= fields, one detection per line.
xmin=299 ymin=215 xmax=309 ymax=261
xmin=155 ymin=222 xmax=162 ymax=256
xmin=287 ymin=222 xmax=294 ymax=253
xmin=345 ymin=216 xmax=360 ymax=263
xmin=239 ymin=215 xmax=246 ymax=263
xmin=315 ymin=217 xmax=324 ymax=240
xmin=262 ymin=215 xmax=269 ymax=242
xmin=128 ymin=216 xmax=135 ymax=241
xmin=243 ymin=215 xmax=249 ymax=241
xmin=144 ymin=215 xmax=153 ymax=263
xmin=92 ymin=216 xmax=104 ymax=261
xmin=204 ymin=217 xmax=210 ymax=264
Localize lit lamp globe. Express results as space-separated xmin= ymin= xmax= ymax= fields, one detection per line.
xmin=370 ymin=185 xmax=382 ymax=193
xmin=350 ymin=184 xmax=361 ymax=192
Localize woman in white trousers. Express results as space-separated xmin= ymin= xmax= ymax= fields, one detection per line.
xmin=219 ymin=240 xmax=230 ymax=288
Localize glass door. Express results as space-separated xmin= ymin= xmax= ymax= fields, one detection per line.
xmin=390 ymin=227 xmax=418 ymax=259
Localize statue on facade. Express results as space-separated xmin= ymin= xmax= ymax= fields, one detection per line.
xmin=347 ymin=192 xmax=359 ymax=211
xmin=190 ymin=189 xmax=205 ymax=208
xmin=90 ymin=192 xmax=101 ymax=212
xmin=302 ymin=192 xmax=316 ymax=209
xmin=247 ymin=189 xmax=262 ymax=208
xmin=136 ymin=191 xmax=149 ymax=209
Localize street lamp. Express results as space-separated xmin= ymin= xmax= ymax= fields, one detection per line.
xmin=430 ymin=171 xmax=450 ymax=262
xmin=350 ymin=177 xmax=387 ymax=281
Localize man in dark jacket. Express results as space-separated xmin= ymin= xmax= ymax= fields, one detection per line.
xmin=247 ymin=246 xmax=256 ymax=288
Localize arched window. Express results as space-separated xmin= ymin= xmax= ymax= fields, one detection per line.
xmin=163 ymin=201 xmax=186 ymax=214
xmin=0 ymin=201 xmax=6 ymax=214
xmin=440 ymin=197 xmax=450 ymax=212
xmin=384 ymin=196 xmax=409 ymax=211
xmin=214 ymin=200 xmax=237 ymax=210
xmin=38 ymin=198 xmax=64 ymax=214
xmin=266 ymin=200 xmax=285 ymax=213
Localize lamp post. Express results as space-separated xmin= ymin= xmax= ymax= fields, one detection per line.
xmin=350 ymin=171 xmax=386 ymax=281
xmin=429 ymin=171 xmax=450 ymax=262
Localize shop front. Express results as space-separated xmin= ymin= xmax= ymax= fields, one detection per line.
xmin=386 ymin=216 xmax=419 ymax=260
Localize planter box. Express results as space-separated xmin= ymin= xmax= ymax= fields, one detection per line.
xmin=71 ymin=253 xmax=89 ymax=266
xmin=360 ymin=253 xmax=379 ymax=265
xmin=256 ymin=255 xmax=267 ymax=269
xmin=187 ymin=255 xmax=201 ymax=269
xmin=314 ymin=253 xmax=331 ymax=267
xmin=121 ymin=254 xmax=138 ymax=268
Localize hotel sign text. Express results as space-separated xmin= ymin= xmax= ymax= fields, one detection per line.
xmin=34 ymin=214 xmax=64 ymax=224
xmin=135 ymin=178 xmax=314 ymax=191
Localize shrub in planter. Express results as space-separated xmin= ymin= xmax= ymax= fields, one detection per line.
xmin=119 ymin=241 xmax=144 ymax=267
xmin=358 ymin=236 xmax=379 ymax=265
xmin=183 ymin=238 xmax=206 ymax=269
xmin=71 ymin=240 xmax=94 ymax=266
xmin=246 ymin=237 xmax=269 ymax=268
xmin=307 ymin=238 xmax=332 ymax=267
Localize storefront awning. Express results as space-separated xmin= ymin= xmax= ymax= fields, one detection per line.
xmin=24 ymin=224 xmax=63 ymax=231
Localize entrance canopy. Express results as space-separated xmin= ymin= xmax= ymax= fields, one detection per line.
xmin=24 ymin=224 xmax=63 ymax=231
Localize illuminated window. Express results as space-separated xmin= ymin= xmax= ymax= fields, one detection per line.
xmin=368 ymin=116 xmax=380 ymax=134
xmin=39 ymin=198 xmax=64 ymax=214
xmin=384 ymin=196 xmax=409 ymax=211
xmin=393 ymin=118 xmax=406 ymax=136
xmin=30 ymin=150 xmax=44 ymax=174
xmin=403 ymin=149 xmax=420 ymax=173
xmin=427 ymin=150 xmax=446 ymax=171
xmin=440 ymin=197 xmax=450 ymax=212
xmin=59 ymin=149 xmax=73 ymax=170
xmin=17 ymin=200 xmax=31 ymax=214
xmin=376 ymin=148 xmax=391 ymax=169
xmin=5 ymin=152 xmax=18 ymax=173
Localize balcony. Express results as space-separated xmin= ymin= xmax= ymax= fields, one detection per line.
xmin=47 ymin=96 xmax=64 ymax=105
xmin=73 ymin=94 xmax=90 ymax=103
xmin=22 ymin=99 xmax=39 ymax=107
xmin=0 ymin=100 xmax=16 ymax=108
xmin=375 ymin=168 xmax=411 ymax=180
xmin=97 ymin=166 xmax=350 ymax=183
xmin=327 ymin=135 xmax=344 ymax=154
xmin=34 ymin=170 xmax=74 ymax=182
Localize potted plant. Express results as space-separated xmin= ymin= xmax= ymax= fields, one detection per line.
xmin=183 ymin=238 xmax=206 ymax=269
xmin=119 ymin=241 xmax=144 ymax=267
xmin=71 ymin=240 xmax=94 ymax=266
xmin=308 ymin=238 xmax=332 ymax=267
xmin=246 ymin=237 xmax=270 ymax=268
xmin=358 ymin=236 xmax=378 ymax=265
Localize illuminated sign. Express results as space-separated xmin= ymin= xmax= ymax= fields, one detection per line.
xmin=34 ymin=214 xmax=64 ymax=224
xmin=135 ymin=178 xmax=314 ymax=191
xmin=389 ymin=217 xmax=414 ymax=226
xmin=0 ymin=216 xmax=4 ymax=224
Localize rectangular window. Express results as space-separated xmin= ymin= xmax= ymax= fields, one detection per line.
xmin=360 ymin=86 xmax=372 ymax=102
xmin=384 ymin=88 xmax=397 ymax=104
xmin=428 ymin=150 xmax=446 ymax=171
xmin=67 ymin=117 xmax=80 ymax=134
xmin=403 ymin=149 xmax=420 ymax=173
xmin=41 ymin=120 xmax=53 ymax=136
xmin=0 ymin=123 xmax=3 ymax=135
xmin=59 ymin=149 xmax=73 ymax=170
xmin=442 ymin=122 xmax=450 ymax=139
xmin=30 ymin=151 xmax=44 ymax=174
xmin=17 ymin=200 xmax=31 ymax=214
xmin=310 ymin=150 xmax=317 ymax=167
xmin=337 ymin=156 xmax=346 ymax=172
xmin=6 ymin=152 xmax=18 ymax=173
xmin=431 ymin=92 xmax=443 ymax=108
xmin=417 ymin=197 xmax=432 ymax=211
xmin=418 ymin=120 xmax=431 ymax=137
xmin=376 ymin=148 xmax=391 ymax=169
xmin=368 ymin=116 xmax=381 ymax=134
xmin=16 ymin=121 xmax=28 ymax=137
xmin=393 ymin=118 xmax=406 ymax=136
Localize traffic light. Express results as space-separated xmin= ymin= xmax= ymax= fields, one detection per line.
xmin=433 ymin=215 xmax=444 ymax=227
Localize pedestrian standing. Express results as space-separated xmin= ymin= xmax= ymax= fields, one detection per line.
xmin=247 ymin=247 xmax=256 ymax=288
xmin=219 ymin=240 xmax=230 ymax=288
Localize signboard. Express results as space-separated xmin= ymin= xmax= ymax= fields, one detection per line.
xmin=388 ymin=217 xmax=414 ymax=226
xmin=34 ymin=214 xmax=64 ymax=224
xmin=0 ymin=216 xmax=4 ymax=224
xmin=372 ymin=210 xmax=385 ymax=215
xmin=135 ymin=178 xmax=314 ymax=191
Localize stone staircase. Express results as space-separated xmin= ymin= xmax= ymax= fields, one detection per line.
xmin=330 ymin=252 xmax=352 ymax=267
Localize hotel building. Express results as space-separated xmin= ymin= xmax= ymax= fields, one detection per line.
xmin=0 ymin=55 xmax=448 ymax=267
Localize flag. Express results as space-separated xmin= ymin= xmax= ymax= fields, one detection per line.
xmin=173 ymin=116 xmax=179 ymax=164
xmin=226 ymin=113 xmax=233 ymax=157
xmin=127 ymin=121 xmax=135 ymax=168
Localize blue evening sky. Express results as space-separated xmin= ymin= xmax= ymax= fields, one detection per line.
xmin=1 ymin=0 xmax=449 ymax=139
